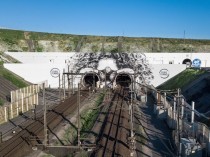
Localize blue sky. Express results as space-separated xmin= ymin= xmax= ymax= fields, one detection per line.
xmin=0 ymin=0 xmax=210 ymax=39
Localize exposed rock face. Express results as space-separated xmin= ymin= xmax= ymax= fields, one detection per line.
xmin=0 ymin=29 xmax=210 ymax=53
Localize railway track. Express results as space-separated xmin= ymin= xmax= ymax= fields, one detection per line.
xmin=0 ymin=90 xmax=89 ymax=157
xmin=0 ymin=88 xmax=62 ymax=141
xmin=92 ymin=87 xmax=130 ymax=156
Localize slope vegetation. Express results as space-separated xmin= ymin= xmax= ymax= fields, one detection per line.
xmin=0 ymin=62 xmax=28 ymax=105
xmin=158 ymin=68 xmax=206 ymax=90
xmin=0 ymin=29 xmax=210 ymax=53
xmin=158 ymin=68 xmax=210 ymax=117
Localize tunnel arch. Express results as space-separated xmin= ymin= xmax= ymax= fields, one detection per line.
xmin=182 ymin=58 xmax=192 ymax=65
xmin=115 ymin=73 xmax=132 ymax=87
xmin=82 ymin=73 xmax=100 ymax=87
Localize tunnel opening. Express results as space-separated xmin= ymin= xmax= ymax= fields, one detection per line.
xmin=83 ymin=73 xmax=99 ymax=87
xmin=116 ymin=73 xmax=132 ymax=87
xmin=182 ymin=58 xmax=192 ymax=65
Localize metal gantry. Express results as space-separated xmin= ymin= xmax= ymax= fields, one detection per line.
xmin=41 ymin=69 xmax=155 ymax=156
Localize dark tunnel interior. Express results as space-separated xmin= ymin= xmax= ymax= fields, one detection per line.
xmin=83 ymin=73 xmax=99 ymax=87
xmin=116 ymin=74 xmax=132 ymax=87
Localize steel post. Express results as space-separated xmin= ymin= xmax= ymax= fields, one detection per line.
xmin=77 ymin=83 xmax=81 ymax=148
xmin=43 ymin=83 xmax=47 ymax=147
xmin=191 ymin=101 xmax=195 ymax=123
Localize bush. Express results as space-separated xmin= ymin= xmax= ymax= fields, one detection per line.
xmin=91 ymin=45 xmax=99 ymax=53
xmin=110 ymin=47 xmax=118 ymax=53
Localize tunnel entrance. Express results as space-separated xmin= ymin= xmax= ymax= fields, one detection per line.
xmin=116 ymin=74 xmax=132 ymax=87
xmin=83 ymin=73 xmax=99 ymax=87
xmin=182 ymin=58 xmax=192 ymax=65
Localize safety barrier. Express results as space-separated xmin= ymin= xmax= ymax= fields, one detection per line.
xmin=0 ymin=84 xmax=41 ymax=124
xmin=154 ymin=91 xmax=210 ymax=156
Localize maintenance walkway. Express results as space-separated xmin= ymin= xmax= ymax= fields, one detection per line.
xmin=134 ymin=94 xmax=175 ymax=157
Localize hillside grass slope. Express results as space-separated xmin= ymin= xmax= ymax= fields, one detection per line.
xmin=0 ymin=29 xmax=210 ymax=53
xmin=157 ymin=68 xmax=207 ymax=90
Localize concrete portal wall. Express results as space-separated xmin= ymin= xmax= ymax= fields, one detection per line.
xmin=4 ymin=63 xmax=67 ymax=88
xmin=145 ymin=53 xmax=210 ymax=67
xmin=150 ymin=64 xmax=186 ymax=87
xmin=5 ymin=52 xmax=202 ymax=87
xmin=5 ymin=52 xmax=76 ymax=64
xmin=4 ymin=63 xmax=186 ymax=88
xmin=6 ymin=52 xmax=210 ymax=67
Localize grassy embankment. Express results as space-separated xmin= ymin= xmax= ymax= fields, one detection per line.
xmin=80 ymin=92 xmax=105 ymax=133
xmin=158 ymin=68 xmax=206 ymax=90
xmin=0 ymin=64 xmax=27 ymax=88
xmin=0 ymin=61 xmax=28 ymax=106
xmin=61 ymin=92 xmax=105 ymax=146
xmin=56 ymin=93 xmax=105 ymax=157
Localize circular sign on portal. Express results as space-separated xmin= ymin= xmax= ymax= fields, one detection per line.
xmin=50 ymin=68 xmax=60 ymax=78
xmin=159 ymin=69 xmax=169 ymax=79
xmin=192 ymin=58 xmax=201 ymax=68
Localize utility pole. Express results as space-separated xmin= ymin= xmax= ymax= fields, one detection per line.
xmin=164 ymin=92 xmax=167 ymax=109
xmin=71 ymin=71 xmax=74 ymax=95
xmin=33 ymin=104 xmax=37 ymax=120
xmin=191 ymin=101 xmax=195 ymax=124
xmin=77 ymin=83 xmax=81 ymax=148
xmin=68 ymin=66 xmax=70 ymax=97
xmin=191 ymin=101 xmax=195 ymax=137
xmin=43 ymin=83 xmax=48 ymax=148
xmin=173 ymin=97 xmax=176 ymax=129
xmin=105 ymin=70 xmax=107 ymax=92
xmin=59 ymin=74 xmax=61 ymax=100
xmin=63 ymin=69 xmax=66 ymax=99
xmin=129 ymin=80 xmax=135 ymax=156
xmin=92 ymin=71 xmax=95 ymax=93
xmin=177 ymin=88 xmax=182 ymax=157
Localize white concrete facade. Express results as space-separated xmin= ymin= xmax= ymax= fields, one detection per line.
xmin=145 ymin=53 xmax=210 ymax=67
xmin=5 ymin=52 xmax=210 ymax=67
xmin=4 ymin=52 xmax=209 ymax=88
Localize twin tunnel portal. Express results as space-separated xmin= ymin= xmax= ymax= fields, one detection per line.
xmin=82 ymin=72 xmax=132 ymax=88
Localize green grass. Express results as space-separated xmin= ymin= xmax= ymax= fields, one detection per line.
xmin=1 ymin=28 xmax=210 ymax=52
xmin=80 ymin=93 xmax=105 ymax=133
xmin=62 ymin=92 xmax=105 ymax=146
xmin=158 ymin=68 xmax=206 ymax=90
xmin=0 ymin=29 xmax=24 ymax=45
xmin=0 ymin=65 xmax=27 ymax=88
xmin=0 ymin=98 xmax=4 ymax=106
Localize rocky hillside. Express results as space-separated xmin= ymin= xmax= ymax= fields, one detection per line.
xmin=0 ymin=29 xmax=210 ymax=53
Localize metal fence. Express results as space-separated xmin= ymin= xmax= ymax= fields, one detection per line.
xmin=145 ymin=86 xmax=210 ymax=156
xmin=159 ymin=93 xmax=210 ymax=156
